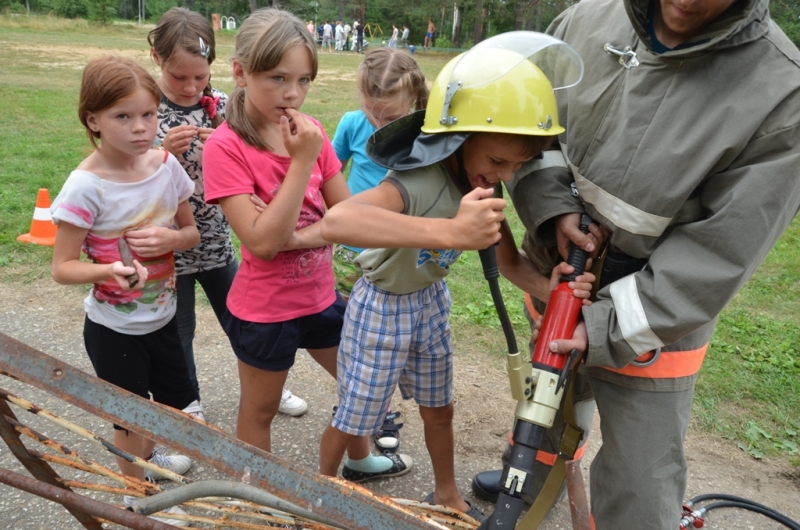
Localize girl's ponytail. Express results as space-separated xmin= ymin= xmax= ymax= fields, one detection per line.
xmin=226 ymin=87 xmax=266 ymax=149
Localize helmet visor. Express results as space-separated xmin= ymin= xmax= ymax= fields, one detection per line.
xmin=449 ymin=31 xmax=583 ymax=92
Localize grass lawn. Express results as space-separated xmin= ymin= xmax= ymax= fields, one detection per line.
xmin=1 ymin=14 xmax=797 ymax=464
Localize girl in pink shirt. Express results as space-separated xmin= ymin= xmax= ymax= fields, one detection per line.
xmin=204 ymin=9 xmax=387 ymax=472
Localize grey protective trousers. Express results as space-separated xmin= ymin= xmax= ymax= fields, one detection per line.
xmin=500 ymin=372 xmax=695 ymax=530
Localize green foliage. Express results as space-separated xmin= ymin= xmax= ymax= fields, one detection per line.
xmin=770 ymin=0 xmax=800 ymax=47
xmin=87 ymin=0 xmax=115 ymax=23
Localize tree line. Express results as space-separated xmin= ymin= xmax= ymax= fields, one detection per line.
xmin=3 ymin=0 xmax=799 ymax=49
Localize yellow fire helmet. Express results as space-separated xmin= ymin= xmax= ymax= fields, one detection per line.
xmin=368 ymin=31 xmax=583 ymax=170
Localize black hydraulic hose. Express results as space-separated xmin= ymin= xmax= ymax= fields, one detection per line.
xmin=478 ymin=246 xmax=519 ymax=355
xmin=687 ymin=494 xmax=800 ymax=530
xmin=698 ymin=501 xmax=800 ymax=530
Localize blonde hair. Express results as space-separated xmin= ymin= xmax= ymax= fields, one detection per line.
xmin=79 ymin=56 xmax=159 ymax=148
xmin=227 ymin=8 xmax=318 ymax=151
xmin=357 ymin=48 xmax=428 ymax=125
xmin=148 ymin=8 xmax=223 ymax=128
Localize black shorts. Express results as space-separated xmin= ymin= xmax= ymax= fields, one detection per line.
xmin=83 ymin=316 xmax=198 ymax=419
xmin=222 ymin=293 xmax=346 ymax=372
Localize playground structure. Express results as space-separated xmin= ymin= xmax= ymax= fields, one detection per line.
xmin=362 ymin=22 xmax=383 ymax=40
xmin=222 ymin=16 xmax=236 ymax=30
xmin=0 ymin=331 xmax=480 ymax=530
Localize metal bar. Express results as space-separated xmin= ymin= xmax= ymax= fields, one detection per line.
xmin=1 ymin=389 xmax=188 ymax=485
xmin=0 ymin=466 xmax=179 ymax=530
xmin=0 ymin=399 xmax=104 ymax=530
xmin=1 ymin=409 xmax=159 ymax=495
xmin=0 ymin=331 xmax=445 ymax=530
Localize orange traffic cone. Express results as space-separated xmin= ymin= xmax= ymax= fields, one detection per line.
xmin=17 ymin=188 xmax=57 ymax=246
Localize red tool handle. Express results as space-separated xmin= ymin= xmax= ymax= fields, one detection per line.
xmin=531 ymin=215 xmax=592 ymax=371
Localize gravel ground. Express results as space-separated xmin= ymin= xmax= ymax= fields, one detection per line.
xmin=0 ymin=279 xmax=798 ymax=529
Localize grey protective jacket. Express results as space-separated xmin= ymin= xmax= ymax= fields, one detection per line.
xmin=513 ymin=0 xmax=800 ymax=391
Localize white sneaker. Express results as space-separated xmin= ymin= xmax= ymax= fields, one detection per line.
xmin=145 ymin=445 xmax=192 ymax=481
xmin=278 ymin=388 xmax=308 ymax=417
xmin=183 ymin=400 xmax=205 ymax=422
xmin=124 ymin=496 xmax=190 ymax=527
xmin=153 ymin=505 xmax=191 ymax=527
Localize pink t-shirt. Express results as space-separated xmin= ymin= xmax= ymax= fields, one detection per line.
xmin=203 ymin=120 xmax=341 ymax=323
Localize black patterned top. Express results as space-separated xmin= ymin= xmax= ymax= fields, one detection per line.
xmin=156 ymin=89 xmax=236 ymax=275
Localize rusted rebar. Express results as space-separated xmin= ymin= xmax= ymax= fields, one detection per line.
xmin=0 ymin=466 xmax=180 ymax=530
xmin=1 ymin=389 xmax=190 ymax=484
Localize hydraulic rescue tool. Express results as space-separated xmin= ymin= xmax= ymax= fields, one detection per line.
xmin=478 ymin=214 xmax=592 ymax=530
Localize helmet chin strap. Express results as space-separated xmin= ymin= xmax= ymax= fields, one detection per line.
xmin=452 ymin=146 xmax=472 ymax=196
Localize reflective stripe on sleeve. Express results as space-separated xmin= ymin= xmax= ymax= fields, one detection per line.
xmin=572 ymin=172 xmax=671 ymax=237
xmin=608 ymin=274 xmax=664 ymax=354
xmin=603 ymin=345 xmax=707 ymax=378
xmin=507 ymin=151 xmax=568 ymax=194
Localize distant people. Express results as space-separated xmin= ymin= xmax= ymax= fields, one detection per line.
xmin=322 ymin=20 xmax=333 ymax=52
xmin=307 ymin=20 xmax=314 ymax=35
xmin=343 ymin=21 xmax=352 ymax=51
xmin=355 ymin=21 xmax=364 ymax=53
xmin=388 ymin=24 xmax=398 ymax=48
xmin=335 ymin=20 xmax=344 ymax=51
xmin=317 ymin=22 xmax=324 ymax=46
xmin=401 ymin=24 xmax=409 ymax=48
xmin=424 ymin=19 xmax=435 ymax=48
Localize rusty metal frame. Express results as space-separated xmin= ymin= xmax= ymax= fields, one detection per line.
xmin=0 ymin=332 xmax=446 ymax=530
xmin=0 ymin=466 xmax=180 ymax=530
xmin=0 ymin=398 xmax=105 ymax=529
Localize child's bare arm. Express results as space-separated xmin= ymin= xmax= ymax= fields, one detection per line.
xmin=220 ymin=111 xmax=323 ymax=260
xmin=52 ymin=222 xmax=147 ymax=290
xmin=496 ymin=221 xmax=594 ymax=303
xmin=123 ymin=200 xmax=200 ymax=257
xmin=283 ymin=172 xmax=351 ymax=251
xmin=495 ymin=221 xmax=551 ymax=300
xmin=322 ymin=184 xmax=506 ymax=250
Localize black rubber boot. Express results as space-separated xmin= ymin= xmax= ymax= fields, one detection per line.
xmin=471 ymin=469 xmax=503 ymax=503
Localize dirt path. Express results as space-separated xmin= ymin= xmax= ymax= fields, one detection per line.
xmin=0 ymin=278 xmax=798 ymax=529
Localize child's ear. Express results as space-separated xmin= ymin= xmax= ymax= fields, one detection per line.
xmin=85 ymin=112 xmax=100 ymax=133
xmin=232 ymin=59 xmax=247 ymax=88
xmin=150 ymin=48 xmax=161 ymax=66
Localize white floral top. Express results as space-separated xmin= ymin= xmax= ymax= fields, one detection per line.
xmin=51 ymin=154 xmax=194 ymax=335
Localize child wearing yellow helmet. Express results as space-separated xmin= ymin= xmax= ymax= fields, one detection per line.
xmin=318 ymin=32 xmax=593 ymax=519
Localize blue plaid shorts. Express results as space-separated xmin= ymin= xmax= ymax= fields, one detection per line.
xmin=332 ymin=277 xmax=454 ymax=436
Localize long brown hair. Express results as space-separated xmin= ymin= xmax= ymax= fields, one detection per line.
xmin=227 ymin=8 xmax=318 ymax=151
xmin=357 ymin=47 xmax=428 ymax=126
xmin=78 ymin=56 xmax=159 ymax=148
xmin=148 ymin=7 xmax=223 ymax=128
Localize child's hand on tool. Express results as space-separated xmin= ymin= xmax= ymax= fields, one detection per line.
xmin=548 ymin=262 xmax=595 ymax=306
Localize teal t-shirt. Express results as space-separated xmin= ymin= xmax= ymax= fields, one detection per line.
xmin=332 ymin=110 xmax=389 ymax=195
xmin=333 ymin=110 xmax=391 ymax=253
